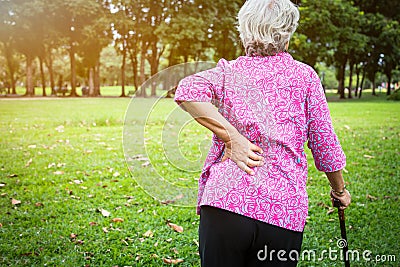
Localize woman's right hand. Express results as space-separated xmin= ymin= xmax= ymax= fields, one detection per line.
xmin=221 ymin=132 xmax=265 ymax=175
xmin=330 ymin=189 xmax=351 ymax=210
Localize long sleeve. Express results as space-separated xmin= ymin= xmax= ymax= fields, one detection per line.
xmin=306 ymin=71 xmax=346 ymax=172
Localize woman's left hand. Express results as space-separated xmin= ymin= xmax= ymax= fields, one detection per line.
xmin=221 ymin=132 xmax=265 ymax=175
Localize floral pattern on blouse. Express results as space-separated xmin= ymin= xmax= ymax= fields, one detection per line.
xmin=175 ymin=53 xmax=346 ymax=232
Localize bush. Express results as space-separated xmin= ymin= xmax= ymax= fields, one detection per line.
xmin=387 ymin=89 xmax=400 ymax=101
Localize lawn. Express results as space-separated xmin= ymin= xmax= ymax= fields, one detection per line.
xmin=0 ymin=96 xmax=399 ymax=266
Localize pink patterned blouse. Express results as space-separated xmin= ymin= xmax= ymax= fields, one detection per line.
xmin=175 ymin=53 xmax=346 ymax=232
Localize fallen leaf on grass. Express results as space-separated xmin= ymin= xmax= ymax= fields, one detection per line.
xmin=102 ymin=227 xmax=109 ymax=233
xmin=367 ymin=194 xmax=378 ymax=201
xmin=161 ymin=194 xmax=185 ymax=205
xmin=99 ymin=209 xmax=111 ymax=217
xmin=167 ymin=222 xmax=183 ymax=233
xmin=0 ymin=223 xmax=2 ymax=227
xmin=7 ymin=174 xmax=18 ymax=178
xmin=70 ymin=233 xmax=77 ymax=239
xmin=28 ymin=145 xmax=37 ymax=149
xmin=363 ymin=154 xmax=375 ymax=159
xmin=73 ymin=180 xmax=83 ymax=184
xmin=21 ymin=252 xmax=39 ymax=257
xmin=53 ymin=171 xmax=64 ymax=175
xmin=35 ymin=202 xmax=43 ymax=207
xmin=141 ymin=161 xmax=150 ymax=167
xmin=0 ymin=183 xmax=6 ymax=187
xmin=317 ymin=202 xmax=330 ymax=209
xmin=55 ymin=125 xmax=64 ymax=133
xmin=11 ymin=198 xmax=21 ymax=205
xmin=163 ymin=258 xmax=184 ymax=264
xmin=172 ymin=248 xmax=179 ymax=254
xmin=112 ymin=218 xmax=124 ymax=223
xmin=132 ymin=155 xmax=149 ymax=161
xmin=25 ymin=158 xmax=33 ymax=167
xmin=143 ymin=230 xmax=154 ymax=238
xmin=327 ymin=208 xmax=335 ymax=215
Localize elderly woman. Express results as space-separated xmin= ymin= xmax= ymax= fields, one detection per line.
xmin=174 ymin=0 xmax=351 ymax=266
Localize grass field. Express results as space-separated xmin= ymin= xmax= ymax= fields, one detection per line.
xmin=0 ymin=96 xmax=399 ymax=266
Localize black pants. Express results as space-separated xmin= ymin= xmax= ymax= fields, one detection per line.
xmin=199 ymin=206 xmax=303 ymax=267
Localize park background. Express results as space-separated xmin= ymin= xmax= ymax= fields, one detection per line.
xmin=1 ymin=0 xmax=399 ymax=266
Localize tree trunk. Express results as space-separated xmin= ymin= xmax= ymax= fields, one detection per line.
xmin=88 ymin=67 xmax=95 ymax=96
xmin=120 ymin=45 xmax=126 ymax=97
xmin=25 ymin=55 xmax=34 ymax=97
xmin=348 ymin=63 xmax=353 ymax=99
xmin=151 ymin=81 xmax=157 ymax=97
xmin=386 ymin=75 xmax=392 ymax=95
xmin=4 ymin=43 xmax=17 ymax=94
xmin=129 ymin=49 xmax=138 ymax=92
xmin=138 ymin=46 xmax=147 ymax=97
xmin=359 ymin=67 xmax=366 ymax=99
xmin=371 ymin=74 xmax=376 ymax=96
xmin=45 ymin=51 xmax=56 ymax=96
xmin=355 ymin=64 xmax=360 ymax=97
xmin=337 ymin=60 xmax=346 ymax=99
xmin=69 ymin=42 xmax=77 ymax=97
xmin=94 ymin=60 xmax=101 ymax=96
xmin=39 ymin=56 xmax=47 ymax=96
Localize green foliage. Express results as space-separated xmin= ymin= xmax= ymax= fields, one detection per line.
xmin=387 ymin=89 xmax=400 ymax=101
xmin=0 ymin=98 xmax=399 ymax=266
xmin=0 ymin=0 xmax=399 ymax=97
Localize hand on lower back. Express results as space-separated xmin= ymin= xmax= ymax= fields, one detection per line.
xmin=221 ymin=133 xmax=264 ymax=175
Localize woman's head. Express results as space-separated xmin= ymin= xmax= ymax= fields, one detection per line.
xmin=237 ymin=0 xmax=300 ymax=56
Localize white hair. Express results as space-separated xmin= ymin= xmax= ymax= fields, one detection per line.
xmin=237 ymin=0 xmax=300 ymax=56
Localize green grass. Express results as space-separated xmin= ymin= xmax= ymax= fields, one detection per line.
xmin=0 ymin=97 xmax=399 ymax=266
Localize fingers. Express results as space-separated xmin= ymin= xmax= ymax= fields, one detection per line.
xmin=331 ymin=190 xmax=351 ymax=210
xmin=247 ymin=158 xmax=264 ymax=168
xmin=237 ymin=161 xmax=255 ymax=176
xmin=249 ymin=142 xmax=263 ymax=156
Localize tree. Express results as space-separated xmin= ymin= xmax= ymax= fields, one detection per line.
xmin=202 ymin=0 xmax=243 ymax=61
xmin=80 ymin=5 xmax=111 ymax=96
xmin=52 ymin=0 xmax=108 ymax=96
xmin=379 ymin=20 xmax=400 ymax=95
xmin=333 ymin=3 xmax=366 ymax=99
xmin=5 ymin=0 xmax=46 ymax=96
xmin=290 ymin=0 xmax=339 ymax=68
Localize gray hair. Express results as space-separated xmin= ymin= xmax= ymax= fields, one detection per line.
xmin=237 ymin=0 xmax=300 ymax=56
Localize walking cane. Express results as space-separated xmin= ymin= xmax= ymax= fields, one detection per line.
xmin=332 ymin=195 xmax=350 ymax=267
